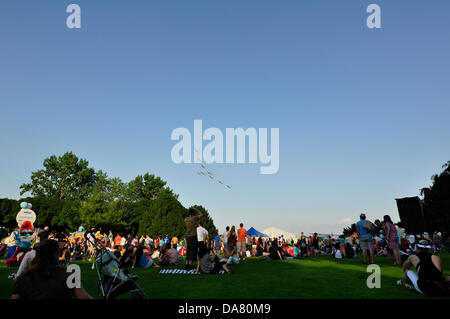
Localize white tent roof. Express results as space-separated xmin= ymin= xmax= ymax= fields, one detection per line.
xmin=261 ymin=227 xmax=297 ymax=240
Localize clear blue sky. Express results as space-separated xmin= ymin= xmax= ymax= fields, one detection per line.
xmin=1 ymin=0 xmax=449 ymax=235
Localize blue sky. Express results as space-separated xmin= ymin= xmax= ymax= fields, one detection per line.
xmin=1 ymin=0 xmax=449 ymax=234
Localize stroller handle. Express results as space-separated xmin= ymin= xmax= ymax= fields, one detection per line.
xmin=84 ymin=230 xmax=95 ymax=238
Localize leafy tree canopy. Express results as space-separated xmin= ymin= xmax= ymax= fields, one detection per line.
xmin=20 ymin=152 xmax=97 ymax=200
xmin=4 ymin=152 xmax=218 ymax=237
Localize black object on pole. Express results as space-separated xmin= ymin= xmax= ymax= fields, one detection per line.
xmin=395 ymin=196 xmax=426 ymax=234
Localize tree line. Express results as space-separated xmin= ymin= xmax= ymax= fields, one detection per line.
xmin=0 ymin=152 xmax=218 ymax=237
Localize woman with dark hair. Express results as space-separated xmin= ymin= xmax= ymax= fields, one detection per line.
xmin=256 ymin=237 xmax=264 ymax=257
xmin=11 ymin=239 xmax=92 ymax=299
xmin=383 ymin=215 xmax=401 ymax=265
xmin=259 ymin=239 xmax=283 ymax=261
xmin=196 ymin=245 xmax=231 ymax=274
xmin=227 ymin=226 xmax=237 ymax=250
xmin=312 ymin=233 xmax=319 ymax=256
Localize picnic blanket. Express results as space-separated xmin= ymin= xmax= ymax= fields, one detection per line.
xmin=158 ymin=269 xmax=225 ymax=275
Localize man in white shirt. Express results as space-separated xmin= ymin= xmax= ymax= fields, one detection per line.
xmin=197 ymin=224 xmax=208 ymax=246
xmin=222 ymin=226 xmax=229 ymax=250
xmin=120 ymin=236 xmax=126 ymax=247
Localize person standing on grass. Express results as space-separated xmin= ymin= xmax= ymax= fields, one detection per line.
xmin=37 ymin=226 xmax=50 ymax=242
xmin=312 ymin=233 xmax=319 ymax=256
xmin=213 ymin=234 xmax=221 ymax=256
xmin=184 ymin=207 xmax=202 ymax=270
xmin=227 ymin=226 xmax=237 ymax=252
xmin=5 ymin=228 xmax=18 ymax=261
xmin=197 ymin=223 xmax=209 ymax=251
xmin=383 ymin=215 xmax=401 ymax=265
xmin=114 ymin=233 xmax=122 ymax=249
xmin=163 ymin=234 xmax=170 ymax=246
xmin=237 ymin=223 xmax=247 ymax=260
xmin=222 ymin=226 xmax=230 ymax=251
xmin=356 ymin=213 xmax=375 ymax=265
xmin=119 ymin=234 xmax=126 ymax=249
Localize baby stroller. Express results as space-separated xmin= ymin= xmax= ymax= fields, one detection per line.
xmin=84 ymin=231 xmax=148 ymax=299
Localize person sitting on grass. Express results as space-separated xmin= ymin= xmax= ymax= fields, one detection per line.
xmin=11 ymin=239 xmax=92 ymax=299
xmin=397 ymin=239 xmax=450 ymax=297
xmin=333 ymin=242 xmax=343 ymax=259
xmin=160 ymin=244 xmax=179 ymax=266
xmin=223 ymin=242 xmax=240 ymax=265
xmin=299 ymin=241 xmax=308 ymax=257
xmin=120 ymin=245 xmax=136 ymax=267
xmin=132 ymin=244 xmax=160 ymax=269
xmin=256 ymin=237 xmax=264 ymax=257
xmin=344 ymin=243 xmax=356 ymax=258
xmin=196 ymin=245 xmax=231 ymax=274
xmin=259 ymin=240 xmax=283 ymax=261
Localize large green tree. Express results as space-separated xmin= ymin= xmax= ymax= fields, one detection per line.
xmin=1 ymin=152 xmax=219 ymax=236
xmin=138 ymin=191 xmax=188 ymax=238
xmin=20 ymin=152 xmax=97 ymax=200
xmin=125 ymin=173 xmax=176 ymax=202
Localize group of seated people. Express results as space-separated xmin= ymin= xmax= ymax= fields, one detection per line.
xmin=114 ymin=243 xmax=180 ymax=269
xmin=5 ymin=233 xmax=450 ymax=299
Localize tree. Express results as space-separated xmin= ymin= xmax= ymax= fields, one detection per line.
xmin=138 ymin=192 xmax=188 ymax=238
xmin=0 ymin=198 xmax=21 ymax=227
xmin=90 ymin=170 xmax=125 ymax=202
xmin=125 ymin=173 xmax=177 ymax=202
xmin=6 ymin=152 xmax=220 ymax=236
xmin=343 ymin=223 xmax=357 ymax=237
xmin=20 ymin=152 xmax=97 ymax=200
xmin=190 ymin=205 xmax=218 ymax=237
xmin=419 ymin=161 xmax=450 ymax=233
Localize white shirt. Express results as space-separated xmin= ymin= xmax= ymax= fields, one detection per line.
xmin=16 ymin=249 xmax=36 ymax=277
xmin=222 ymin=231 xmax=228 ymax=244
xmin=197 ymin=226 xmax=208 ymax=242
xmin=120 ymin=237 xmax=126 ymax=246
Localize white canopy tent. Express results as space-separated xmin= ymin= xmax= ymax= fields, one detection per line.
xmin=261 ymin=227 xmax=297 ymax=241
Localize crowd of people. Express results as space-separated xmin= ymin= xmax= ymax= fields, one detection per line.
xmin=1 ymin=210 xmax=449 ymax=298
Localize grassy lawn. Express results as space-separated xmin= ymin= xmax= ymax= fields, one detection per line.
xmin=1 ymin=253 xmax=449 ymax=299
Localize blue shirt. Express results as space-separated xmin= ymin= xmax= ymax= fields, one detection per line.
xmin=163 ymin=237 xmax=170 ymax=244
xmin=214 ymin=235 xmax=221 ymax=246
xmin=356 ymin=219 xmax=372 ymax=239
xmin=139 ymin=253 xmax=152 ymax=268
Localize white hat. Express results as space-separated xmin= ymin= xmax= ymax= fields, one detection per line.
xmin=417 ymin=239 xmax=431 ymax=249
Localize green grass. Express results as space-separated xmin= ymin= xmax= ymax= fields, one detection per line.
xmin=1 ymin=254 xmax=449 ymax=299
